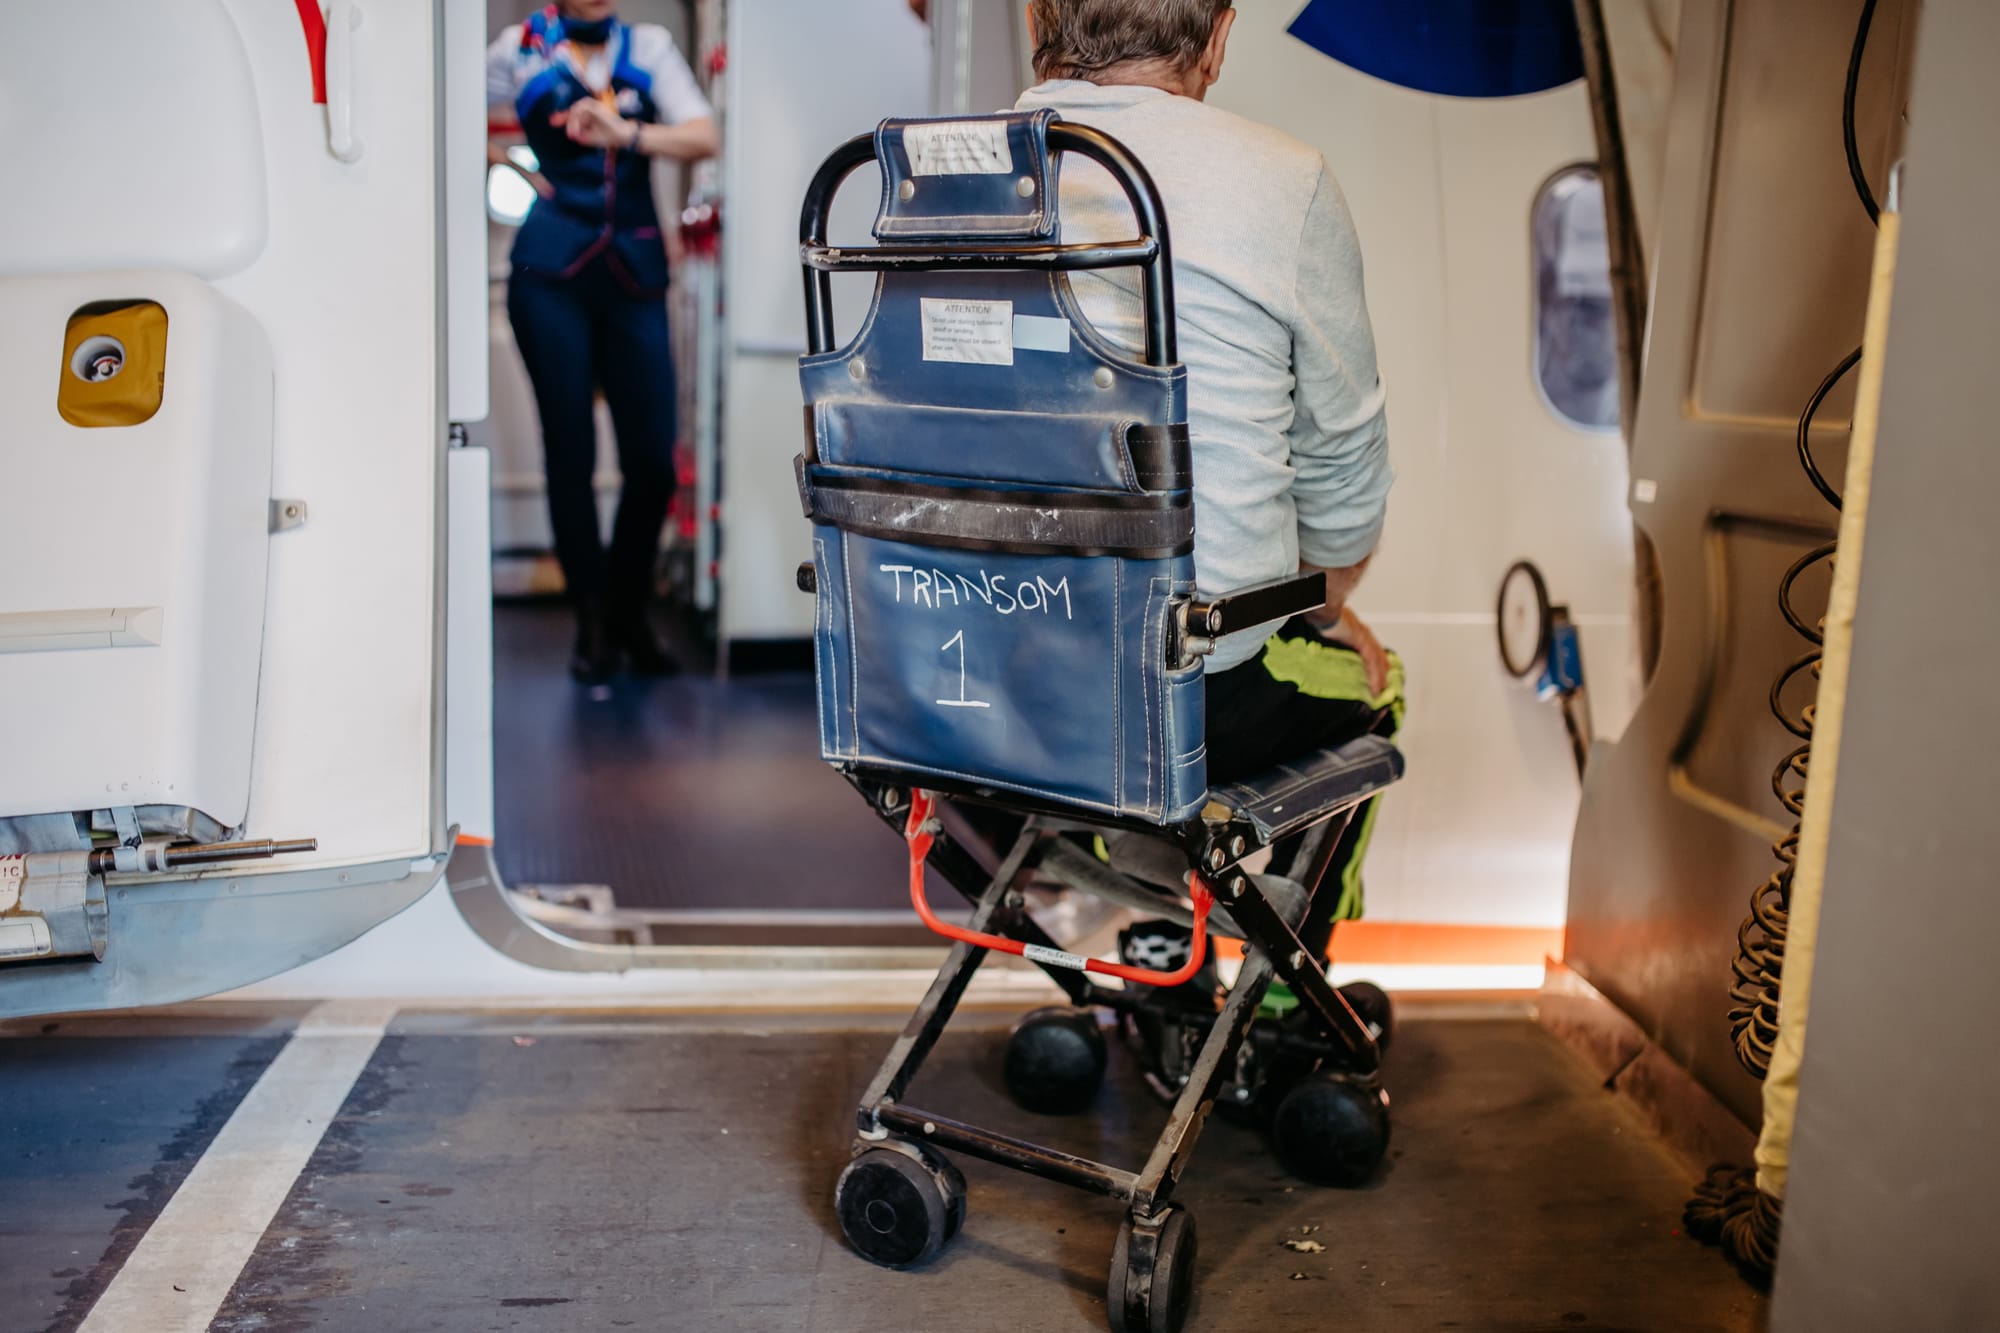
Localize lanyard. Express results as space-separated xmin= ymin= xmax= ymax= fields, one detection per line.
xmin=552 ymin=28 xmax=620 ymax=99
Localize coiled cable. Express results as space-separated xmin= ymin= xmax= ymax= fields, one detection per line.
xmin=1725 ymin=0 xmax=1879 ymax=1088
xmin=1686 ymin=1164 xmax=1784 ymax=1278
xmin=1699 ymin=0 xmax=1885 ymax=1281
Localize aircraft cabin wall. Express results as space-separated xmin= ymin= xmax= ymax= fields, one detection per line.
xmin=1566 ymin=0 xmax=1921 ymax=1128
xmin=1207 ymin=13 xmax=1639 ymax=934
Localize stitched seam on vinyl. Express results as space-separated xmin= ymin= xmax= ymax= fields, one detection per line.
xmin=1112 ymin=563 xmax=1123 ymax=804
xmin=802 ymin=275 xmax=890 ymax=373
xmin=1049 ymin=273 xmax=1179 ymax=386
xmin=1112 ymin=419 xmax=1140 ymax=491
xmin=844 ymin=753 xmax=1131 ymax=817
xmin=843 ymin=536 xmax=860 ymax=749
xmin=814 ymin=535 xmax=835 ymax=754
xmin=878 ymin=211 xmax=1050 ymax=234
xmin=1143 ymin=577 xmax=1162 ymax=816
xmin=872 ymin=122 xmax=894 ymax=227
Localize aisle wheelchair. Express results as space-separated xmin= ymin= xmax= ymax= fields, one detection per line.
xmin=793 ymin=110 xmax=1405 ymax=1333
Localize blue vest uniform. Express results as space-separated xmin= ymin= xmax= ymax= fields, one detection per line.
xmin=511 ymin=9 xmax=670 ymax=295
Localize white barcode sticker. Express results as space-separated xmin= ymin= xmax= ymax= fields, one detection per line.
xmin=0 ymin=856 xmax=23 ymax=913
xmin=1024 ymin=943 xmax=1090 ymax=972
xmin=921 ymin=298 xmax=1014 ymax=365
xmin=904 ymin=120 xmax=1013 ymax=176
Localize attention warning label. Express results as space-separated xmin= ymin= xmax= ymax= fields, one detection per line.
xmin=920 ymin=298 xmax=1014 ymax=366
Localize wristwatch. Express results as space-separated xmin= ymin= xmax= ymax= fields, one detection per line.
xmin=626 ymin=119 xmax=643 ymax=151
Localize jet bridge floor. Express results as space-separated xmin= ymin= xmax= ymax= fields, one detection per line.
xmin=2 ymin=999 xmax=1762 ymax=1332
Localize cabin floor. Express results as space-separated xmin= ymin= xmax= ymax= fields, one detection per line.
xmin=493 ymin=599 xmax=911 ymax=924
xmin=3 ymin=1000 xmax=1765 ymax=1332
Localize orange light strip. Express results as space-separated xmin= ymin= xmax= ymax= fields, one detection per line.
xmin=1213 ymin=922 xmax=1562 ymax=968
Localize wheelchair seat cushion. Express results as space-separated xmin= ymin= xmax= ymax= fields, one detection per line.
xmin=1207 ymin=735 xmax=1404 ymax=844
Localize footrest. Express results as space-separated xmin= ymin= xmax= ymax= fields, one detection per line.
xmin=1207 ymin=736 xmax=1404 ymax=844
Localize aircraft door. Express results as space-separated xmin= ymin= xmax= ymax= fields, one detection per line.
xmin=0 ymin=0 xmax=485 ymax=1017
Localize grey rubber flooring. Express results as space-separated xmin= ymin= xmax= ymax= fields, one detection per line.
xmin=187 ymin=1012 xmax=1764 ymax=1333
xmin=0 ymin=1016 xmax=292 ymax=1333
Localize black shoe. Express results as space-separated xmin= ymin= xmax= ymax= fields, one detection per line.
xmin=569 ymin=604 xmax=618 ymax=684
xmin=614 ymin=607 xmax=681 ymax=677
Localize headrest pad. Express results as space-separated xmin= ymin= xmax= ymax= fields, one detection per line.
xmin=872 ymin=110 xmax=1063 ymax=242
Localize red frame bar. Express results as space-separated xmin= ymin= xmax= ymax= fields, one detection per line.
xmin=903 ymin=791 xmax=1214 ymax=988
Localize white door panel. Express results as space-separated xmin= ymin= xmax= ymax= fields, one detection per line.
xmin=215 ymin=0 xmax=443 ymax=868
xmin=719 ymin=0 xmax=931 ymax=644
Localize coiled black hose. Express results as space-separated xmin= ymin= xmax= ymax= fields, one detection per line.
xmin=1698 ymin=0 xmax=1884 ymax=1282
xmin=1725 ymin=0 xmax=1880 ymax=1090
xmin=1727 ymin=431 xmax=1849 ymax=1078
xmin=1686 ymin=1164 xmax=1784 ymax=1279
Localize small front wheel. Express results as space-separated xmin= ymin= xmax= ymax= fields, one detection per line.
xmin=834 ymin=1142 xmax=966 ymax=1269
xmin=1107 ymin=1206 xmax=1197 ymax=1333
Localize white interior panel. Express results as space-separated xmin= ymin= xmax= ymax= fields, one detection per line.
xmin=0 ymin=0 xmax=268 ymax=280
xmin=209 ymin=0 xmax=444 ymax=865
xmin=719 ymin=0 xmax=930 ymax=643
xmin=0 ymin=0 xmax=446 ymax=862
xmin=445 ymin=446 xmax=495 ymax=843
xmin=444 ymin=0 xmax=491 ymax=424
xmin=0 ymin=272 xmax=273 ymax=827
xmin=1211 ymin=17 xmax=1636 ymax=927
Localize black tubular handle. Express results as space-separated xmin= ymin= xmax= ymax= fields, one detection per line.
xmin=798 ymin=123 xmax=1177 ymax=367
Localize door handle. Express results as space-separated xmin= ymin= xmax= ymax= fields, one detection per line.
xmin=326 ymin=0 xmax=364 ymax=162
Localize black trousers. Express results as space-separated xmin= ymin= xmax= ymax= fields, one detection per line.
xmin=1204 ymin=618 xmax=1402 ymax=956
xmin=1204 ymin=620 xmax=1396 ymax=784
xmin=506 ymin=258 xmax=678 ymax=614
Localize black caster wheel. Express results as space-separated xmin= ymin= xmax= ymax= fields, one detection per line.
xmin=834 ymin=1141 xmax=966 ymax=1269
xmin=1271 ymin=1071 xmax=1391 ymax=1187
xmin=1108 ymin=1206 xmax=1198 ymax=1333
xmin=1338 ymin=980 xmax=1395 ymax=1053
xmin=1003 ymin=1006 xmax=1108 ymax=1115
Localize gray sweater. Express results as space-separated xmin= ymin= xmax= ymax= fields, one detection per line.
xmin=1015 ymin=80 xmax=1392 ymax=671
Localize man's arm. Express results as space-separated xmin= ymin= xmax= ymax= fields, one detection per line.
xmin=1302 ymin=555 xmax=1369 ymax=625
xmin=1289 ymin=162 xmax=1393 ymax=690
xmin=1301 ymin=556 xmax=1392 ymax=698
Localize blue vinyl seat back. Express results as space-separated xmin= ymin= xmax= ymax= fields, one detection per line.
xmin=798 ymin=111 xmax=1207 ymax=823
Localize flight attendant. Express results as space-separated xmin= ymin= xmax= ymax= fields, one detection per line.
xmin=487 ymin=3 xmax=720 ymax=682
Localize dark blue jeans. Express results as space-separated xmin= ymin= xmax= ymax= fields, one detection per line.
xmin=506 ymin=257 xmax=678 ymax=615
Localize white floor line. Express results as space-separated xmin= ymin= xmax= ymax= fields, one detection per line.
xmin=78 ymin=999 xmax=396 ymax=1333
